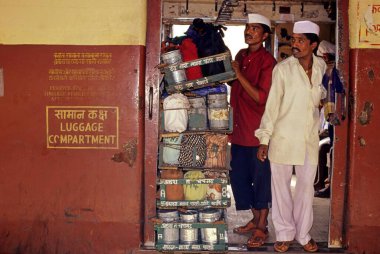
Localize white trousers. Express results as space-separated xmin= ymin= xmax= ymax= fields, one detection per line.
xmin=270 ymin=152 xmax=317 ymax=245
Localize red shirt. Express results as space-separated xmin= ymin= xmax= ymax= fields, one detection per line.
xmin=230 ymin=46 xmax=276 ymax=146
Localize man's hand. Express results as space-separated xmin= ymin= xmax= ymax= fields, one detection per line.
xmin=231 ymin=60 xmax=241 ymax=76
xmin=257 ymin=144 xmax=269 ymax=162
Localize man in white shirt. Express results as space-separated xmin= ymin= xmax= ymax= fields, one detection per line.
xmin=255 ymin=21 xmax=327 ymax=252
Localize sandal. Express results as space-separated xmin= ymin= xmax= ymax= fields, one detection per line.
xmin=274 ymin=241 xmax=291 ymax=252
xmin=303 ymin=239 xmax=318 ymax=252
xmin=247 ymin=228 xmax=268 ymax=248
xmin=233 ymin=219 xmax=257 ymax=234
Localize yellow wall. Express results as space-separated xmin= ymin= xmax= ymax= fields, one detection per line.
xmin=0 ymin=0 xmax=146 ymax=45
xmin=349 ymin=0 xmax=380 ymax=48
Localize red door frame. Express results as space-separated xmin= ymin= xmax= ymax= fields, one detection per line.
xmin=328 ymin=0 xmax=350 ymax=248
xmin=142 ymin=0 xmax=350 ymax=249
xmin=144 ymin=0 xmax=162 ymax=246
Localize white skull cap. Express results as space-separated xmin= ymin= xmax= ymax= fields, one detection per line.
xmin=317 ymin=40 xmax=335 ymax=56
xmin=247 ymin=13 xmax=271 ymax=28
xmin=293 ymin=21 xmax=320 ymax=35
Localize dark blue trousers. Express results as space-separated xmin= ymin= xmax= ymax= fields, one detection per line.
xmin=230 ymin=144 xmax=271 ymax=210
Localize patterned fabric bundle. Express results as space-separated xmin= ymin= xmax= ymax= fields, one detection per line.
xmin=204 ymin=134 xmax=228 ymax=168
xmin=204 ymin=171 xmax=227 ymax=200
xmin=178 ymin=134 xmax=206 ymax=167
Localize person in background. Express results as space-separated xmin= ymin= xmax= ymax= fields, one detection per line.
xmin=229 ymin=13 xmax=276 ymax=248
xmin=255 ymin=21 xmax=326 ymax=252
xmin=314 ymin=40 xmax=344 ymax=198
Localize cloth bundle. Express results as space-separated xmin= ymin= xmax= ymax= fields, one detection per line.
xmin=160 ymin=169 xmax=184 ymax=201
xmin=162 ymin=134 xmax=183 ymax=165
xmin=204 ymin=134 xmax=228 ymax=168
xmin=204 ymin=171 xmax=226 ymax=200
xmin=183 ymin=170 xmax=207 ymax=200
xmin=178 ymin=134 xmax=207 ymax=167
xmin=163 ymin=94 xmax=190 ymax=133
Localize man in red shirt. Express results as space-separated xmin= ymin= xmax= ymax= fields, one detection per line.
xmin=229 ymin=13 xmax=276 ymax=248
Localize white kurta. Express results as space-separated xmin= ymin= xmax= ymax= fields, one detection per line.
xmin=255 ymin=55 xmax=326 ymax=165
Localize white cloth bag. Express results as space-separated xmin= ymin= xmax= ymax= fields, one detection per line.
xmin=163 ymin=93 xmax=190 ymax=133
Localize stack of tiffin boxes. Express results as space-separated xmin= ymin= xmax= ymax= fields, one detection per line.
xmin=155 ymin=51 xmax=236 ymax=251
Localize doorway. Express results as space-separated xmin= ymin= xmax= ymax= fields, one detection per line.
xmin=156 ymin=0 xmax=341 ymax=251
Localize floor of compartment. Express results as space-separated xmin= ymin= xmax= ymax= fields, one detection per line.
xmin=226 ymin=175 xmax=330 ymax=250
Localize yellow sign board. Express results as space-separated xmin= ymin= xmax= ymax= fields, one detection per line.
xmin=351 ymin=0 xmax=380 ymax=48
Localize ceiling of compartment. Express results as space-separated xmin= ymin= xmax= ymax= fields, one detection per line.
xmin=162 ymin=0 xmax=336 ymax=24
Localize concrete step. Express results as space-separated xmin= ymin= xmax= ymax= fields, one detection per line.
xmin=229 ymin=242 xmax=345 ymax=253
